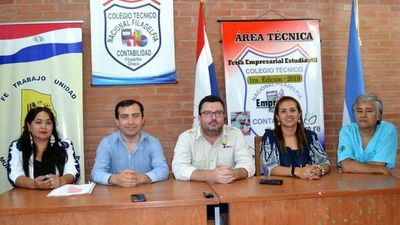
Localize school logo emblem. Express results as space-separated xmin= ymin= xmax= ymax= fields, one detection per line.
xmin=20 ymin=89 xmax=57 ymax=131
xmin=104 ymin=3 xmax=161 ymax=71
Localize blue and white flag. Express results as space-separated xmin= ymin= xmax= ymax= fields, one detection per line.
xmin=342 ymin=0 xmax=365 ymax=125
xmin=193 ymin=0 xmax=220 ymax=127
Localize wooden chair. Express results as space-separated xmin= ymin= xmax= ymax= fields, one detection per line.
xmin=254 ymin=136 xmax=263 ymax=176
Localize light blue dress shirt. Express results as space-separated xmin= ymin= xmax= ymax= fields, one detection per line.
xmin=337 ymin=121 xmax=398 ymax=169
xmin=91 ymin=131 xmax=169 ymax=185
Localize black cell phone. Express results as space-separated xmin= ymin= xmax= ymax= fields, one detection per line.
xmin=203 ymin=191 xmax=214 ymax=198
xmin=259 ymin=178 xmax=283 ymax=185
xmin=131 ymin=193 xmax=146 ymax=202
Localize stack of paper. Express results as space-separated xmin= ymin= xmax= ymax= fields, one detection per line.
xmin=47 ymin=183 xmax=96 ymax=197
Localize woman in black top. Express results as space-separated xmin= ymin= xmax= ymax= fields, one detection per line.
xmin=261 ymin=96 xmax=330 ymax=179
xmin=7 ymin=107 xmax=80 ymax=189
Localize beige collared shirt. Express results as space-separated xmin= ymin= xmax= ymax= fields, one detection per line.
xmin=172 ymin=125 xmax=255 ymax=180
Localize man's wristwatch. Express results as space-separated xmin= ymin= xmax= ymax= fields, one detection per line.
xmin=291 ymin=166 xmax=296 ymax=177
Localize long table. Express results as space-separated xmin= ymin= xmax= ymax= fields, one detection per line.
xmin=209 ymin=172 xmax=400 ymax=225
xmin=0 ymin=179 xmax=218 ymax=225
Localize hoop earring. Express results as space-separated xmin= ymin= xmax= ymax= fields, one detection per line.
xmin=277 ymin=121 xmax=281 ymax=126
xmin=50 ymin=134 xmax=55 ymax=147
xmin=29 ymin=133 xmax=33 ymax=147
xmin=298 ymin=119 xmax=301 ymax=124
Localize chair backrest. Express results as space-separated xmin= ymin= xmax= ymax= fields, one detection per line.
xmin=254 ymin=136 xmax=263 ymax=176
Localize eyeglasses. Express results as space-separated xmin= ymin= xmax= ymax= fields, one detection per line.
xmin=200 ymin=110 xmax=225 ymax=118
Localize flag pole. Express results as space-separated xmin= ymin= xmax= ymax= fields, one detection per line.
xmin=355 ymin=0 xmax=362 ymax=46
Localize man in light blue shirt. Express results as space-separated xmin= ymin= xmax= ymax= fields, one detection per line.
xmin=91 ymin=99 xmax=169 ymax=187
xmin=337 ymin=94 xmax=398 ymax=175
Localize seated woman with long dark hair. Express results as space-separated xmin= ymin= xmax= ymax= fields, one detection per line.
xmin=7 ymin=107 xmax=80 ymax=189
xmin=261 ymin=96 xmax=330 ymax=179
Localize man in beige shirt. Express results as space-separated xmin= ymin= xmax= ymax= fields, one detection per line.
xmin=172 ymin=95 xmax=255 ymax=183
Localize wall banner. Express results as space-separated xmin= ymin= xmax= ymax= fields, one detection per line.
xmin=220 ymin=20 xmax=325 ymax=152
xmin=0 ymin=21 xmax=85 ymax=194
xmin=90 ymin=0 xmax=176 ymax=85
